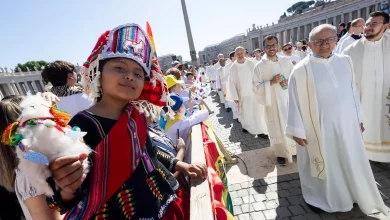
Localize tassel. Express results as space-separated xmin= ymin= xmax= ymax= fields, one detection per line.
xmin=49 ymin=107 xmax=72 ymax=127
xmin=1 ymin=122 xmax=19 ymax=146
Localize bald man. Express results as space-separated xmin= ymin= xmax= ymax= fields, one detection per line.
xmin=336 ymin=18 xmax=365 ymax=53
xmin=286 ymin=24 xmax=388 ymax=215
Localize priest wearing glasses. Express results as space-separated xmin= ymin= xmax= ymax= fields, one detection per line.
xmin=286 ymin=24 xmax=388 ymax=215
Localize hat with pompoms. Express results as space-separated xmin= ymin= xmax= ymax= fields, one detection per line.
xmin=80 ymin=23 xmax=171 ymax=110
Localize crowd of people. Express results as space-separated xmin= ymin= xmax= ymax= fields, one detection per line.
xmin=0 ymin=11 xmax=389 ymax=220
xmin=202 ymin=11 xmax=390 ymax=215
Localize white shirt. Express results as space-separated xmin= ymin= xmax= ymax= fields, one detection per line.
xmin=284 ymin=54 xmax=301 ymax=65
xmin=57 ymin=93 xmax=93 ymax=116
xmin=165 ymin=110 xmax=209 ymax=163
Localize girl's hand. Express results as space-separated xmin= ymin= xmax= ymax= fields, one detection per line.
xmin=42 ymin=92 xmax=60 ymax=102
xmin=177 ymin=138 xmax=186 ymax=153
xmin=184 ymin=163 xmax=207 ymax=179
xmin=176 ymin=161 xmax=207 ymax=179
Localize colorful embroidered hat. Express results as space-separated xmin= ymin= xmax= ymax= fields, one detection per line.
xmin=80 ymin=23 xmax=170 ymax=108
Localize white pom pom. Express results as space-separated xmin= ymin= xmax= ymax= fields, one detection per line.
xmin=43 ymin=120 xmax=56 ymax=128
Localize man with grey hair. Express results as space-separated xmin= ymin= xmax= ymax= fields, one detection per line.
xmin=343 ymin=11 xmax=390 ymax=163
xmin=227 ymin=46 xmax=268 ymax=136
xmin=286 ymin=24 xmax=388 ymax=214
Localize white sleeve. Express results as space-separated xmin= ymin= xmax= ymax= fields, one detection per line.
xmin=15 ymin=169 xmax=44 ymax=201
xmin=188 ymin=109 xmax=209 ymax=127
xmin=226 ymin=66 xmax=239 ymax=101
xmin=252 ymin=63 xmax=271 ymax=106
xmin=215 ymin=69 xmax=222 ymax=89
xmin=285 ymin=74 xmax=307 ymax=139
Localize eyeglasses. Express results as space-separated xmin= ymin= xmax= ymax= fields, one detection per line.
xmin=265 ymin=43 xmax=278 ymax=49
xmin=364 ymin=22 xmax=385 ymax=28
xmin=283 ymin=47 xmax=292 ymax=51
xmin=310 ymin=36 xmax=337 ymax=46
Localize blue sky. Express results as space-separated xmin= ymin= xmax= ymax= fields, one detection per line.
xmin=0 ymin=0 xmax=298 ymax=69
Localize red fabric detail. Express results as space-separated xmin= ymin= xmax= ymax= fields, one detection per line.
xmin=136 ymin=55 xmax=169 ymax=107
xmin=201 ymin=123 xmax=230 ymax=220
xmin=83 ymin=30 xmax=110 ymax=69
xmin=161 ymin=187 xmax=189 ymax=220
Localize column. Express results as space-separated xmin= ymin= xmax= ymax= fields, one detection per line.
xmin=280 ymin=31 xmax=284 ymax=45
xmin=15 ymin=83 xmax=23 ymax=95
xmin=39 ymin=80 xmax=46 ymax=92
xmin=304 ymin=24 xmax=308 ymax=39
xmin=31 ymin=81 xmax=39 ymax=93
xmin=0 ymin=86 xmax=4 ymax=99
xmin=286 ymin=29 xmax=291 ymax=43
xmin=7 ymin=83 xmax=15 ymax=95
xmin=349 ymin=12 xmax=352 ymax=22
xmin=357 ymin=8 xmax=361 ymax=18
xmin=11 ymin=83 xmax=20 ymax=95
xmin=292 ymin=28 xmax=296 ymax=43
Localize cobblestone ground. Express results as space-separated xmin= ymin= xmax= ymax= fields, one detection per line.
xmin=204 ymin=91 xmax=390 ymax=220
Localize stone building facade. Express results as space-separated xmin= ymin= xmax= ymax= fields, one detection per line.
xmin=0 ymin=69 xmax=46 ymax=99
xmin=198 ymin=0 xmax=388 ymax=60
xmin=157 ymin=54 xmax=183 ymax=73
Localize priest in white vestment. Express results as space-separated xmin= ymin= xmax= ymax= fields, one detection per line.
xmin=293 ymin=42 xmax=307 ymax=60
xmin=227 ymin=46 xmax=268 ymax=136
xmin=206 ymin=61 xmax=216 ymax=90
xmin=282 ymin=43 xmax=301 ymax=65
xmin=216 ymin=58 xmax=227 ymax=108
xmin=286 ymin=24 xmax=388 ymax=215
xmin=335 ymin=22 xmax=352 ymax=54
xmin=337 ymin=18 xmax=364 ymax=54
xmin=343 ymin=12 xmax=390 ymax=162
xmin=253 ymin=36 xmax=296 ymax=165
xmin=224 ymin=51 xmax=239 ymax=119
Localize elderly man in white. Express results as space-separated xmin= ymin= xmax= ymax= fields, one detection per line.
xmin=286 ymin=24 xmax=388 ymax=215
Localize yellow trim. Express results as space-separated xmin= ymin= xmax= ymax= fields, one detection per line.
xmin=366 ymin=147 xmax=390 ymax=153
xmin=304 ymin=64 xmax=325 ymax=178
xmin=365 ymin=141 xmax=390 ymax=146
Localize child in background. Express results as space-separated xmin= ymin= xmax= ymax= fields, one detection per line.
xmin=165 ymin=94 xmax=209 ymax=163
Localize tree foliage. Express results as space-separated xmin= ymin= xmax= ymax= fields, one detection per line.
xmin=286 ymin=1 xmax=315 ymax=15
xmin=15 ymin=60 xmax=48 ymax=72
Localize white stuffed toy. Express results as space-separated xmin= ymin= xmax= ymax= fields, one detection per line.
xmin=1 ymin=93 xmax=92 ymax=196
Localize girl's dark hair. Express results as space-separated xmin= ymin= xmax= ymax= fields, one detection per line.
xmin=41 ymin=61 xmax=75 ymax=86
xmin=0 ymin=95 xmax=24 ymax=192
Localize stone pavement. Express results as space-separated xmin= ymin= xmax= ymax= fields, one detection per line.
xmin=204 ymin=91 xmax=390 ymax=220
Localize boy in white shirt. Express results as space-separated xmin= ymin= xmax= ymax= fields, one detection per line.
xmin=165 ymin=94 xmax=209 ymax=163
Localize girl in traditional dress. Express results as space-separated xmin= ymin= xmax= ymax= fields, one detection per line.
xmin=47 ymin=23 xmax=204 ymax=220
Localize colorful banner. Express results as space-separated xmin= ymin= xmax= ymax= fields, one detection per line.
xmin=199 ymin=106 xmax=234 ymax=220
xmin=146 ymin=21 xmax=157 ymax=57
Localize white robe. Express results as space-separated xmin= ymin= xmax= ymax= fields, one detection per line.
xmin=284 ymin=54 xmax=301 ymax=65
xmin=343 ymin=35 xmax=390 ymax=162
xmin=216 ymin=66 xmax=226 ymax=105
xmin=293 ymin=50 xmax=307 ymax=60
xmin=335 ymin=32 xmax=352 ymax=54
xmin=206 ymin=65 xmax=216 ymax=89
xmin=337 ymin=35 xmax=359 ymax=54
xmin=286 ymin=54 xmax=388 ymax=214
xmin=253 ymin=55 xmax=296 ymax=161
xmin=224 ymin=62 xmax=238 ymax=119
xmin=226 ymin=60 xmax=267 ymax=134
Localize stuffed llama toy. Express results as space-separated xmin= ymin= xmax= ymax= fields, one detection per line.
xmin=1 ymin=93 xmax=92 ymax=196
